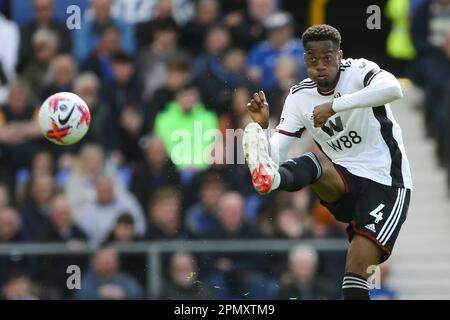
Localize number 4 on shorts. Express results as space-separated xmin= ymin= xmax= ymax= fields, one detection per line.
xmin=369 ymin=204 xmax=385 ymax=224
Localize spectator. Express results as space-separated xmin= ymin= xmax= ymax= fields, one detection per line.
xmin=223 ymin=0 xmax=277 ymax=50
xmin=154 ymin=82 xmax=218 ymax=172
xmin=0 ymin=207 xmax=25 ymax=243
xmin=18 ymin=0 xmax=71 ymax=70
xmin=160 ymin=252 xmax=213 ymax=300
xmin=73 ymin=73 xmax=116 ymax=151
xmin=0 ymin=13 xmax=19 ymax=92
xmin=21 ymin=28 xmax=59 ymax=92
xmin=137 ymin=0 xmax=178 ymax=51
xmin=145 ymin=186 xmax=186 ymax=240
xmin=20 ymin=173 xmax=57 ymax=241
xmin=76 ymin=175 xmax=146 ymax=247
xmin=412 ymin=0 xmax=450 ymax=161
xmin=40 ymin=54 xmax=77 ymax=101
xmin=65 ymin=144 xmax=107 ymax=211
xmin=231 ymin=85 xmax=258 ymax=127
xmin=272 ymin=55 xmax=302 ymax=118
xmin=37 ymin=193 xmax=88 ymax=299
xmin=277 ymin=245 xmax=338 ymax=300
xmin=225 ymin=85 xmax=252 ymax=129
xmin=103 ymin=52 xmax=143 ymax=116
xmin=181 ymin=0 xmax=221 ymax=56
xmin=14 ymin=149 xmax=55 ymax=204
xmin=183 ymin=163 xmax=257 ymax=218
xmin=302 ymin=193 xmax=347 ymax=287
xmin=80 ymin=26 xmax=122 ymax=83
xmin=384 ymin=0 xmax=417 ymax=77
xmin=64 ymin=143 xmax=128 ymax=211
xmin=192 ymin=24 xmax=232 ymax=78
xmin=0 ymin=207 xmax=36 ymax=288
xmin=203 ymin=192 xmax=273 ymax=299
xmin=103 ymin=213 xmax=147 ymax=285
xmin=196 ymin=47 xmax=248 ymax=115
xmin=261 ymin=204 xmax=313 ymax=278
xmin=246 ymin=11 xmax=306 ymax=103
xmin=137 ymin=17 xmax=181 ymax=102
xmin=104 ymin=213 xmax=139 ymax=244
xmin=38 ymin=193 xmax=87 ymax=243
xmin=116 ymin=102 xmax=146 ymax=165
xmin=0 ymin=80 xmax=41 ymax=191
xmin=129 ymin=135 xmax=180 ymax=209
xmin=76 ymin=247 xmax=144 ymax=300
xmin=272 ymin=206 xmax=312 ymax=239
xmin=275 ymin=186 xmax=314 ymax=218
xmin=150 ymin=54 xmax=192 ymax=122
xmin=73 ymin=0 xmax=135 ymax=62
xmin=203 ymin=191 xmax=262 ymax=239
xmin=185 ymin=172 xmax=225 ymax=237
xmin=1 ymin=275 xmax=39 ymax=300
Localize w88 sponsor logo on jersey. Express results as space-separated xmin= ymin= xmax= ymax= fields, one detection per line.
xmin=320 ymin=116 xmax=362 ymax=151
xmin=326 ymin=131 xmax=362 ymax=151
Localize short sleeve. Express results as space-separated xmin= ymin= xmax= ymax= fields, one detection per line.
xmin=275 ymin=93 xmax=305 ymax=138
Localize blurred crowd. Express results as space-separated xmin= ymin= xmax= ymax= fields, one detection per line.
xmin=408 ymin=0 xmax=450 ymax=191
xmin=1 ymin=0 xmax=446 ymax=300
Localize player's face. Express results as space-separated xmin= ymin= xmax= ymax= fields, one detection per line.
xmin=304 ymin=40 xmax=343 ymax=90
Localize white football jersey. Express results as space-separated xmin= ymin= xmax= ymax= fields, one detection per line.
xmin=275 ymin=58 xmax=412 ymax=189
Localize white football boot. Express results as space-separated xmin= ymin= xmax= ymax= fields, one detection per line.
xmin=242 ymin=122 xmax=279 ymax=194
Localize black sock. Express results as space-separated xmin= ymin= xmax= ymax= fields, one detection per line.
xmin=342 ymin=272 xmax=371 ymax=300
xmin=278 ymin=152 xmax=322 ymax=192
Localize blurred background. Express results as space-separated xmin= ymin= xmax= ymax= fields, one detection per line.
xmin=0 ymin=0 xmax=449 ymax=300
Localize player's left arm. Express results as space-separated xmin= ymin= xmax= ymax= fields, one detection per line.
xmin=313 ymin=60 xmax=403 ymax=127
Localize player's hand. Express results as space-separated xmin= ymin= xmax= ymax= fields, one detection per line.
xmin=247 ymin=91 xmax=270 ymax=129
xmin=313 ymin=102 xmax=335 ymax=128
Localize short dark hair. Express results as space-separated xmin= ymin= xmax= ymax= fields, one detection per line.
xmin=152 ymin=17 xmax=178 ymax=34
xmin=175 ymin=81 xmax=198 ymax=96
xmin=166 ymin=54 xmax=190 ymax=72
xmin=116 ymin=213 xmax=135 ymax=226
xmin=149 ymin=186 xmax=181 ymax=207
xmin=200 ymin=171 xmax=224 ymax=189
xmin=302 ymin=24 xmax=341 ymax=49
xmin=111 ymin=52 xmax=134 ymax=64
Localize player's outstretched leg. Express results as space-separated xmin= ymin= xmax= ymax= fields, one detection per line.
xmin=243 ymin=122 xmax=346 ymax=203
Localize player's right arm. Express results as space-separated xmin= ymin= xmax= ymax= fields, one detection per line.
xmin=246 ymin=91 xmax=304 ymax=164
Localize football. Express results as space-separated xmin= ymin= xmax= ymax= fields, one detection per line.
xmin=39 ymin=92 xmax=91 ymax=145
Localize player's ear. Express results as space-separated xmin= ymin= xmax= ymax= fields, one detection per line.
xmin=338 ymin=50 xmax=343 ymax=61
